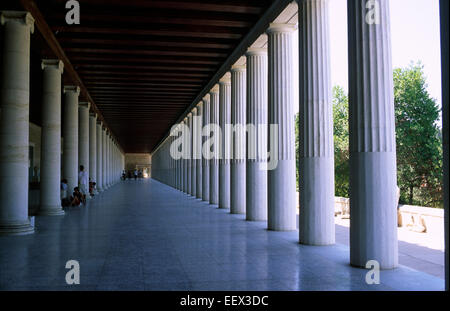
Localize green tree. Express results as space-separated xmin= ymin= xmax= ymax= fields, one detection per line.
xmin=332 ymin=86 xmax=350 ymax=197
xmin=394 ymin=63 xmax=443 ymax=207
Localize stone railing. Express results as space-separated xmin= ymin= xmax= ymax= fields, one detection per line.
xmin=333 ymin=196 xmax=444 ymax=235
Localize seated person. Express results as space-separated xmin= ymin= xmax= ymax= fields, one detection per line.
xmin=70 ymin=187 xmax=84 ymax=206
xmin=61 ymin=179 xmax=71 ymax=207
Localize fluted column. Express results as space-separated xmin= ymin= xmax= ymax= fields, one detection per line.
xmin=102 ymin=128 xmax=108 ymax=190
xmin=79 ymin=101 xmax=90 ymax=198
xmin=298 ymin=0 xmax=335 ymax=245
xmin=186 ymin=113 xmax=193 ymax=195
xmin=190 ymin=109 xmax=197 ymax=196
xmin=182 ymin=117 xmax=189 ymax=193
xmin=246 ymin=48 xmax=268 ymax=221
xmin=202 ymin=95 xmax=211 ymax=202
xmin=209 ymin=85 xmax=220 ymax=205
xmin=39 ymin=59 xmax=65 ymax=216
xmin=0 ymin=11 xmax=35 ymax=234
xmin=62 ymin=86 xmax=80 ymax=195
xmin=440 ymin=0 xmax=449 ymax=290
xmin=348 ymin=0 xmax=398 ymax=269
xmin=267 ymin=23 xmax=297 ymax=231
xmin=89 ymin=113 xmax=97 ymax=194
xmin=195 ymin=102 xmax=203 ymax=199
xmin=96 ymin=121 xmax=103 ymax=192
xmin=231 ymin=65 xmax=246 ymax=214
xmin=219 ymin=73 xmax=231 ymax=209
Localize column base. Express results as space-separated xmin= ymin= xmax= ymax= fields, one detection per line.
xmin=0 ymin=221 xmax=34 ymax=236
xmin=39 ymin=205 xmax=65 ymax=216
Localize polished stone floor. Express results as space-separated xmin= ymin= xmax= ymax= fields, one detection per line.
xmin=0 ymin=179 xmax=445 ymax=291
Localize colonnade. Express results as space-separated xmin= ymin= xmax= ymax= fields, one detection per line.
xmin=151 ymin=0 xmax=449 ymax=275
xmin=0 ymin=10 xmax=125 ymax=235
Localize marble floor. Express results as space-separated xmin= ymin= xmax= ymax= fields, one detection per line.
xmin=0 ymin=178 xmax=445 ymax=291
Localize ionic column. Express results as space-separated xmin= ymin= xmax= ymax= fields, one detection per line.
xmin=107 ymin=134 xmax=112 ymax=186
xmin=195 ymin=102 xmax=203 ymax=199
xmin=231 ymin=65 xmax=246 ymax=214
xmin=39 ymin=59 xmax=65 ymax=216
xmin=348 ymin=0 xmax=398 ymax=269
xmin=62 ymin=85 xmax=80 ymax=195
xmin=190 ymin=109 xmax=197 ymax=196
xmin=209 ymin=84 xmax=220 ymax=205
xmin=246 ymin=48 xmax=268 ymax=221
xmin=219 ymin=73 xmax=231 ymax=209
xmin=96 ymin=120 xmax=103 ymax=192
xmin=79 ymin=101 xmax=90 ymax=198
xmin=298 ymin=0 xmax=335 ymax=245
xmin=202 ymin=94 xmax=211 ymax=202
xmin=0 ymin=11 xmax=35 ymax=234
xmin=102 ymin=128 xmax=108 ymax=190
xmin=89 ymin=113 xmax=97 ymax=194
xmin=267 ymin=23 xmax=297 ymax=231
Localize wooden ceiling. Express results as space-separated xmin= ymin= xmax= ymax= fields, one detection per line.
xmin=24 ymin=0 xmax=275 ymax=153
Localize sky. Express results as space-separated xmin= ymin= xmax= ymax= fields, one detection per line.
xmin=293 ymin=0 xmax=442 ymax=115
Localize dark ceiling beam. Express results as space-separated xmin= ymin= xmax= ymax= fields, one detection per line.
xmin=18 ymin=0 xmax=124 ymax=153
xmin=64 ymin=48 xmax=227 ymax=58
xmin=53 ymin=26 xmax=243 ymax=39
xmin=75 ymin=64 xmax=214 ymax=72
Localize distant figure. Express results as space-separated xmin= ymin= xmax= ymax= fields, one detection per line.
xmin=61 ymin=179 xmax=70 ymax=207
xmin=78 ymin=165 xmax=88 ymax=203
xmin=134 ymin=169 xmax=138 ymax=180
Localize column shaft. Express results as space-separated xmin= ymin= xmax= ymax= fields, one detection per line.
xmin=0 ymin=11 xmax=35 ymax=234
xmin=39 ymin=59 xmax=64 ymax=215
xmin=96 ymin=121 xmax=103 ymax=191
xmin=231 ymin=66 xmax=246 ymax=214
xmin=246 ymin=48 xmax=268 ymax=221
xmin=202 ymin=95 xmax=211 ymax=201
xmin=209 ymin=86 xmax=220 ymax=205
xmin=62 ymin=86 xmax=80 ymax=196
xmin=195 ymin=102 xmax=203 ymax=199
xmin=219 ymin=75 xmax=231 ymax=209
xmin=78 ymin=102 xmax=90 ymax=197
xmin=89 ymin=113 xmax=97 ymax=193
xmin=190 ymin=110 xmax=197 ymax=196
xmin=267 ymin=24 xmax=297 ymax=231
xmin=348 ymin=0 xmax=398 ymax=269
xmin=298 ymin=0 xmax=335 ymax=245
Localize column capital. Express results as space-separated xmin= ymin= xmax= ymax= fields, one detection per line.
xmin=196 ymin=101 xmax=203 ymax=108
xmin=63 ymin=85 xmax=80 ymax=95
xmin=89 ymin=112 xmax=97 ymax=119
xmin=0 ymin=11 xmax=35 ymax=33
xmin=97 ymin=120 xmax=103 ymax=126
xmin=210 ymin=84 xmax=220 ymax=94
xmin=219 ymin=72 xmax=231 ymax=84
xmin=202 ymin=94 xmax=211 ymax=102
xmin=266 ymin=23 xmax=297 ymax=34
xmin=79 ymin=101 xmax=90 ymax=109
xmin=41 ymin=59 xmax=64 ymax=74
xmin=246 ymin=47 xmax=267 ymax=57
xmin=191 ymin=107 xmax=197 ymax=115
xmin=231 ymin=64 xmax=246 ymax=73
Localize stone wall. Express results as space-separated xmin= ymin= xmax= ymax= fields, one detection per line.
xmin=125 ymin=153 xmax=151 ymax=172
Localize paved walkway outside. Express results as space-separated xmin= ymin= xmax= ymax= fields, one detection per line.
xmin=0 ymin=179 xmax=445 ymax=291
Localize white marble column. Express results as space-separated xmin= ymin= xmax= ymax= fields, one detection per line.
xmin=62 ymin=85 xmax=80 ymax=195
xmin=183 ymin=117 xmax=188 ymax=193
xmin=190 ymin=109 xmax=197 ymax=196
xmin=79 ymin=101 xmax=90 ymax=198
xmin=89 ymin=113 xmax=97 ymax=194
xmin=186 ymin=114 xmax=192 ymax=195
xmin=96 ymin=120 xmax=103 ymax=192
xmin=0 ymin=11 xmax=35 ymax=234
xmin=267 ymin=23 xmax=297 ymax=231
xmin=439 ymin=0 xmax=449 ymax=290
xmin=298 ymin=0 xmax=335 ymax=245
xmin=107 ymin=134 xmax=111 ymax=186
xmin=246 ymin=48 xmax=268 ymax=221
xmin=348 ymin=0 xmax=398 ymax=269
xmin=39 ymin=59 xmax=65 ymax=216
xmin=231 ymin=65 xmax=246 ymax=214
xmin=102 ymin=128 xmax=108 ymax=190
xmin=195 ymin=102 xmax=203 ymax=199
xmin=219 ymin=73 xmax=231 ymax=210
xmin=209 ymin=85 xmax=220 ymax=205
xmin=202 ymin=94 xmax=211 ymax=202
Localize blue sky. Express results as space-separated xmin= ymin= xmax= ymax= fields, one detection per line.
xmin=293 ymin=0 xmax=442 ymax=115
